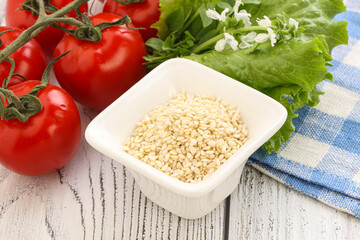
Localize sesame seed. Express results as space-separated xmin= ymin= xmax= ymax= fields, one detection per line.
xmin=123 ymin=92 xmax=248 ymax=183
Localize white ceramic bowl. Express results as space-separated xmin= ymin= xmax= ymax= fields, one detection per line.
xmin=85 ymin=58 xmax=287 ymax=219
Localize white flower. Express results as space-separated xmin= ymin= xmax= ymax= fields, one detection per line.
xmin=215 ymin=33 xmax=239 ymax=51
xmin=267 ymin=28 xmax=277 ymax=46
xmin=233 ymin=0 xmax=244 ymax=13
xmin=233 ymin=1 xmax=251 ymax=28
xmin=234 ymin=9 xmax=252 ymax=27
xmin=257 ymin=16 xmax=272 ymax=28
xmin=254 ymin=28 xmax=277 ymax=47
xmin=289 ymin=17 xmax=299 ymax=29
xmin=254 ymin=33 xmax=269 ymax=43
xmin=206 ymin=8 xmax=229 ymax=22
xmin=239 ymin=31 xmax=257 ymax=49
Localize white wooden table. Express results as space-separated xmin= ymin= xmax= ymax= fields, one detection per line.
xmin=1 ymin=1 xmax=360 ymax=239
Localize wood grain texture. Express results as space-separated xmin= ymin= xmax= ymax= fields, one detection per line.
xmin=1 ymin=0 xmax=360 ymax=239
xmin=229 ymin=166 xmax=360 ymax=240
xmin=0 ymin=106 xmax=226 ymax=240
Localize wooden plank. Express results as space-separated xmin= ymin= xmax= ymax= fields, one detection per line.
xmin=0 ymin=157 xmax=226 ymax=240
xmin=0 ymin=107 xmax=225 ymax=240
xmin=229 ymin=166 xmax=360 ymax=240
xmin=2 ymin=1 xmax=360 ymax=239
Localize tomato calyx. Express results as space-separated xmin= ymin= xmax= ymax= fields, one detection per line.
xmin=21 ymin=0 xmax=58 ymax=15
xmin=53 ymin=9 xmax=139 ymax=42
xmin=114 ymin=0 xmax=145 ymax=5
xmin=0 ymin=51 xmax=70 ymax=122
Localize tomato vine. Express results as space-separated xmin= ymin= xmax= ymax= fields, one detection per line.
xmin=0 ymin=0 xmax=89 ymax=63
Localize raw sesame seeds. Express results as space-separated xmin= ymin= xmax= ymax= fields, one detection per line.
xmin=123 ymin=92 xmax=248 ymax=184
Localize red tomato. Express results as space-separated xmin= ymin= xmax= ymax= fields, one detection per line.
xmin=53 ymin=13 xmax=147 ymax=111
xmin=0 ymin=26 xmax=47 ymax=88
xmin=103 ymin=0 xmax=160 ymax=41
xmin=6 ymin=0 xmax=88 ymax=55
xmin=0 ymin=80 xmax=81 ymax=176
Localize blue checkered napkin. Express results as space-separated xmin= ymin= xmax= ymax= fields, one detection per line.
xmin=248 ymin=2 xmax=360 ymax=218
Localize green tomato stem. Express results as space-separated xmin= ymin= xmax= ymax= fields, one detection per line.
xmin=36 ymin=0 xmax=46 ymax=18
xmin=0 ymin=0 xmax=89 ymax=62
xmin=1 ymin=57 xmax=15 ymax=89
xmin=0 ymin=88 xmax=26 ymax=113
xmin=0 ymin=51 xmax=70 ymax=122
xmin=22 ymin=0 xmax=58 ymax=15
xmin=114 ymin=0 xmax=145 ymax=5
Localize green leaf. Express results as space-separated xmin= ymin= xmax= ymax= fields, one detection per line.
xmin=166 ymin=7 xmax=186 ymax=35
xmin=216 ymin=1 xmax=233 ymax=10
xmin=199 ymin=5 xmax=213 ymax=28
xmin=189 ymin=11 xmax=209 ymax=36
xmin=145 ymin=38 xmax=164 ymax=51
xmin=153 ymin=0 xmax=220 ymax=39
xmin=163 ymin=36 xmax=175 ymax=50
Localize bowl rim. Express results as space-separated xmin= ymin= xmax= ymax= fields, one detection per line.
xmin=85 ymin=58 xmax=288 ymax=198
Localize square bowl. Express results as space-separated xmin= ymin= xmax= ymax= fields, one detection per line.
xmin=85 ymin=58 xmax=287 ymax=219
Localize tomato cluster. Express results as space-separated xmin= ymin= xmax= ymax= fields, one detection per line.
xmin=0 ymin=0 xmax=160 ymax=176
xmin=6 ymin=0 xmax=89 ymax=55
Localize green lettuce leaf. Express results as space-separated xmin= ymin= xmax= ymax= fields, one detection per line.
xmin=149 ymin=0 xmax=348 ymax=153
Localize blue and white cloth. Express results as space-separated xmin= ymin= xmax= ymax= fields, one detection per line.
xmin=249 ymin=0 xmax=360 ymax=218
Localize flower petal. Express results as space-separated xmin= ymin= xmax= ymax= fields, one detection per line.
xmin=289 ymin=17 xmax=299 ymax=29
xmin=219 ymin=8 xmax=230 ymax=22
xmin=229 ymin=39 xmax=239 ymax=50
xmin=235 ymin=9 xmax=252 ymax=27
xmin=224 ymin=33 xmax=235 ymax=40
xmin=242 ymin=31 xmax=257 ymax=42
xmin=239 ymin=32 xmax=256 ymax=49
xmin=206 ymin=9 xmax=221 ymax=21
xmin=239 ymin=41 xmax=252 ymax=49
xmin=267 ymin=28 xmax=277 ymax=47
xmin=215 ymin=39 xmax=227 ymax=51
xmin=233 ymin=0 xmax=243 ymax=14
xmin=215 ymin=33 xmax=239 ymax=51
xmin=257 ymin=16 xmax=272 ymax=28
xmin=254 ymin=33 xmax=269 ymax=43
